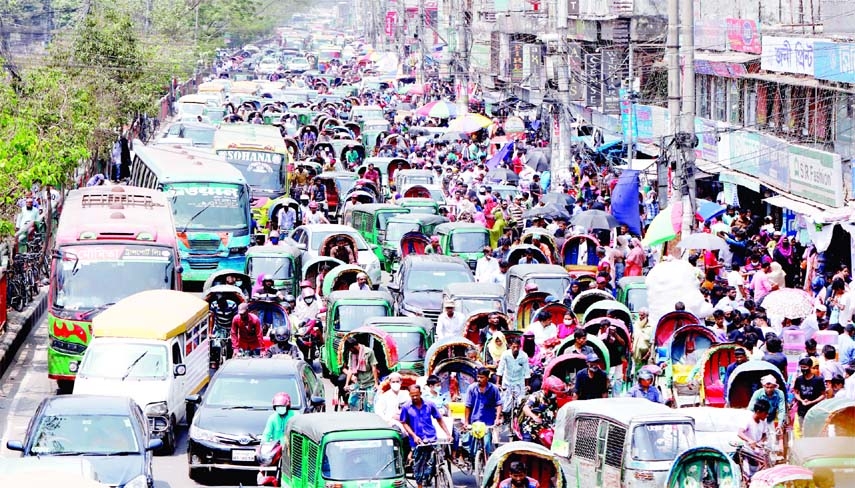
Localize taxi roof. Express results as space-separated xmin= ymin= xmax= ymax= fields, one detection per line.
xmin=92 ymin=290 xmax=208 ymax=340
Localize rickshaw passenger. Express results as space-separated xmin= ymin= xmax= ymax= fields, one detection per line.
xmin=422 ymin=374 xmax=450 ymax=415
xmin=292 ymin=281 xmax=320 ymax=327
xmin=331 ymin=236 xmax=357 ymax=264
xmin=375 ymin=372 xmax=410 ymax=431
xmin=722 ymin=348 xmax=749 ymax=404
xmin=499 ymin=461 xmax=540 ymax=488
xmin=349 ymin=272 xmax=371 ymax=291
xmin=277 ymin=203 xmax=297 ymax=232
xmin=575 ymin=353 xmax=610 ymax=400
xmin=565 ymin=329 xmax=594 ymax=356
xmin=628 ymin=370 xmax=663 ymax=403
xmin=519 ymin=376 xmax=563 ymax=442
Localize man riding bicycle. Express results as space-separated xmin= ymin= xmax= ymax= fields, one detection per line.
xmin=495 ymin=336 xmax=530 ymax=423
xmin=231 ymin=303 xmax=263 ymax=357
xmin=15 ymin=197 xmax=42 ymax=247
xmin=342 ymin=337 xmax=379 ymax=411
xmin=400 ymin=384 xmax=453 ymax=488
xmin=463 ymin=367 xmax=502 ymax=457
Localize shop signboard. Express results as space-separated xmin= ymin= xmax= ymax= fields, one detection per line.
xmin=601 ymin=48 xmax=622 ymax=114
xmin=694 ymin=118 xmax=719 ymax=162
xmin=585 ymin=52 xmax=602 ymax=109
xmin=510 ymin=41 xmax=524 ymax=82
xmin=761 ymin=36 xmax=820 ymax=75
xmin=814 ymin=41 xmax=855 ymax=83
xmin=726 ymin=18 xmax=761 ymax=54
xmin=789 ymin=145 xmax=843 ymax=208
xmin=567 ymin=42 xmax=585 ymax=101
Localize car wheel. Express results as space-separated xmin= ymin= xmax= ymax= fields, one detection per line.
xmin=160 ymin=417 xmax=177 ymax=455
xmin=56 ymin=380 xmax=74 ymax=395
xmin=188 ymin=466 xmax=208 ymax=483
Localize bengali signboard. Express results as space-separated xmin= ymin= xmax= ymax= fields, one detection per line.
xmin=726 ymin=18 xmax=761 ymax=54
xmin=761 ymin=36 xmax=819 ymax=75
xmin=385 ymin=11 xmax=398 ymax=38
xmin=510 ymin=41 xmax=524 ymax=82
xmin=814 ymin=41 xmax=855 ymax=83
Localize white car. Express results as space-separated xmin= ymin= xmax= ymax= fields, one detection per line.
xmin=287 ymin=58 xmax=311 ymax=73
xmin=287 ymin=224 xmax=382 ymax=285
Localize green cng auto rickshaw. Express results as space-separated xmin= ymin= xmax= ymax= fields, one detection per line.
xmin=435 ymin=222 xmax=491 ymax=272
xmin=322 ymin=290 xmax=393 ymax=377
xmin=245 ymin=243 xmax=302 ymax=297
xmin=398 ymin=197 xmax=440 ymax=215
xmin=442 ymin=282 xmax=507 ymax=317
xmin=362 ymin=316 xmax=433 ymax=374
xmin=383 ymin=214 xmax=450 ymax=272
xmin=280 ymin=412 xmax=406 ymax=488
xmin=617 ymin=276 xmax=648 ymax=323
xmin=349 ymin=203 xmax=410 ymax=270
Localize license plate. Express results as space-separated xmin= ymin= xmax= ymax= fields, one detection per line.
xmin=359 ymin=482 xmax=379 ymax=488
xmin=232 ymin=449 xmax=256 ymax=462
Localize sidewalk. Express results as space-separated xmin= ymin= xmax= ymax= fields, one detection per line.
xmin=0 ymin=290 xmax=48 ymax=380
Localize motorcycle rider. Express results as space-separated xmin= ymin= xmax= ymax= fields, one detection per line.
xmin=264 ymin=326 xmax=304 ymax=360
xmin=627 ymin=369 xmax=664 ymax=403
xmin=519 ymin=375 xmax=565 ymax=444
xmin=262 ymin=392 xmax=294 ymax=443
xmin=231 ymin=302 xmax=264 ymax=357
xmin=257 ymin=274 xmax=283 ymax=301
xmin=292 ymin=280 xmax=320 ymax=327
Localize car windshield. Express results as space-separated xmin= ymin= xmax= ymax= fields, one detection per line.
xmin=205 ymin=375 xmax=302 ymax=409
xmin=53 ymin=245 xmax=175 ymax=312
xmin=31 ymin=414 xmax=140 ymax=455
xmin=322 ymin=439 xmax=402 ymax=480
xmin=625 ymin=288 xmax=648 ymax=312
xmin=402 ymin=176 xmax=434 ymax=186
xmin=385 ymin=222 xmax=420 ymax=244
xmin=247 ymin=256 xmax=294 ymax=280
xmin=78 ymin=343 xmax=168 ymax=380
xmin=455 ymin=298 xmax=504 ymax=317
xmin=406 ymin=269 xmax=473 ymax=292
xmin=377 ymin=211 xmax=409 ymax=231
xmin=310 ymin=231 xmax=369 ymax=251
xmin=407 ymin=206 xmax=437 ymax=215
xmin=524 ymin=277 xmax=571 ymax=300
xmin=178 ymin=103 xmax=205 ymax=116
xmin=183 ymin=127 xmax=216 ymax=147
xmin=165 ymin=183 xmax=250 ymax=231
xmin=388 ymin=331 xmax=425 ymax=361
xmin=631 ymin=423 xmax=695 ymax=461
xmin=219 ymin=151 xmax=284 ymax=191
xmin=335 ymin=305 xmax=388 ymax=331
xmin=449 ymin=232 xmax=489 ymax=253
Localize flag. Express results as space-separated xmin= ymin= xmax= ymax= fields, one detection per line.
xmin=485 ymin=141 xmax=514 ymax=170
xmin=610 ymin=169 xmax=641 ymax=235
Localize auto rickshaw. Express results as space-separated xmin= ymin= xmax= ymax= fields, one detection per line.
xmin=788 ymin=437 xmax=855 ymax=486
xmin=347 ymin=203 xmax=410 ymax=269
xmin=340 ymin=190 xmax=376 ymax=217
xmin=801 ymin=397 xmax=855 ymax=437
xmin=435 ymin=222 xmax=490 ymax=271
xmin=321 ymin=291 xmax=394 ymax=377
xmin=278 ymin=412 xmax=406 ymax=488
xmin=616 ymin=276 xmax=648 ymax=322
xmin=263 ymin=196 xmax=301 ymax=232
xmin=481 ymin=442 xmax=565 ymax=488
xmin=505 ymin=264 xmax=572 ymax=315
xmin=425 ymin=337 xmax=481 ymax=416
xmin=319 ymin=234 xmax=359 ymax=265
xmin=336 ymin=326 xmax=400 ymax=379
xmin=204 ymin=284 xmax=247 ymax=368
xmin=202 ymin=270 xmax=253 ymax=297
xmin=357 ymin=157 xmax=399 ymax=191
xmin=321 ymin=264 xmax=371 ymax=296
xmin=569 ymin=288 xmax=615 ymax=319
xmin=442 ymin=282 xmax=507 ymax=318
xmin=560 ymin=234 xmax=600 ymax=278
xmin=695 ymin=343 xmax=739 ymax=407
xmin=301 ymin=256 xmax=344 ymax=292
xmin=749 ymin=465 xmax=816 ymax=488
xmin=384 ymin=214 xmax=449 ymax=270
xmin=507 ymin=245 xmax=550 ymax=267
xmin=666 ymin=324 xmax=718 ymax=407
xmin=398 ymin=197 xmax=439 ymax=215
xmin=399 ymin=231 xmax=430 ymax=261
xmin=362 ymin=316 xmax=433 ymax=374
xmin=514 ymin=291 xmax=550 ymax=330
xmin=725 ymin=360 xmax=786 ymax=409
xmin=665 ymin=446 xmax=740 ymax=488
xmin=681 ymin=406 xmax=754 ymax=456
xmin=245 ymin=243 xmax=302 ymax=298
xmin=652 ymin=311 xmax=703 ymax=364
xmin=402 ymin=184 xmax=432 ymax=199
xmin=315 ymin=171 xmax=359 ymax=222
xmin=521 ymin=229 xmax=558 ymax=263
xmin=580 ymin=300 xmax=633 ymax=333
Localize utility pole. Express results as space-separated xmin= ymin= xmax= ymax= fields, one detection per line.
xmin=457 ymin=0 xmax=470 ymax=112
xmin=144 ymin=0 xmax=152 ymax=35
xmin=417 ymin=0 xmax=425 ymax=84
xmin=678 ymin=0 xmax=697 ymax=236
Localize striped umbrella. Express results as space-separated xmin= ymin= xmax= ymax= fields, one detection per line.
xmin=415 ymin=100 xmax=457 ymax=119
xmin=447 ymin=113 xmax=492 ymax=133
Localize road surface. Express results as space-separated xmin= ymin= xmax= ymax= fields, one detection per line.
xmin=0 ymin=315 xmax=480 ymax=487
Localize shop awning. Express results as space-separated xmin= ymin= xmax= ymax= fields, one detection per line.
xmin=764 ymin=195 xmax=827 ymax=216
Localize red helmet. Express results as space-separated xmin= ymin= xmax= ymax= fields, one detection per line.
xmin=299 ymin=280 xmax=313 ymax=289
xmin=524 ymin=283 xmax=539 ymax=293
xmin=309 ymin=201 xmax=319 ymax=210
xmin=272 ymin=392 xmax=292 ymax=407
xmin=542 ymin=375 xmax=567 ymax=395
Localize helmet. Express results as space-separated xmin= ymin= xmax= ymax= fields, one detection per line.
xmin=309 ymin=201 xmax=319 ymax=210
xmin=470 ymin=421 xmax=488 ymax=439
xmin=284 ymin=294 xmax=296 ymax=304
xmin=262 ymin=274 xmax=274 ymax=284
xmin=272 ymin=325 xmax=291 ymax=343
xmin=544 ymin=295 xmax=559 ymax=304
xmin=524 ymin=283 xmax=539 ymax=293
xmin=542 ymin=375 xmax=567 ymax=394
xmin=638 ymin=370 xmax=654 ymax=382
xmin=272 ymin=392 xmax=292 ymax=407
xmin=299 ymin=280 xmax=313 ymax=289
xmin=537 ymin=428 xmax=554 ymax=448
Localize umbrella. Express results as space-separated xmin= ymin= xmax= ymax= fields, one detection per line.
xmin=571 ymin=209 xmax=619 ymax=230
xmin=485 ymin=168 xmax=519 ymax=184
xmin=522 ymin=203 xmax=571 ymax=220
xmin=415 ymin=100 xmax=457 ymax=119
xmin=761 ymin=288 xmax=814 ymax=319
xmin=696 ymin=199 xmax=726 ymax=222
xmin=447 ymin=113 xmax=492 ymax=133
xmin=677 ymin=233 xmax=728 ymax=251
xmin=541 ymin=192 xmax=573 ymax=208
xmin=526 ymin=150 xmax=550 ymax=172
xmin=641 ymin=205 xmax=681 ymax=247
xmin=710 ymin=222 xmax=730 ymax=234
xmin=439 ymin=130 xmax=466 ymax=142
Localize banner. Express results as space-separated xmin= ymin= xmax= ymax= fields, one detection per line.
xmin=611 ymin=170 xmax=642 ymax=235
xmin=726 ymin=18 xmax=761 ymax=54
xmin=384 ymin=11 xmax=397 ymax=38
xmin=761 ymin=36 xmax=820 ymax=75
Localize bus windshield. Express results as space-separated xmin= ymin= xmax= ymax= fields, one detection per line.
xmin=53 ymin=245 xmax=176 ymax=312
xmin=220 ymin=150 xmax=284 ymax=192
xmin=165 ymin=183 xmax=249 ymax=232
xmin=79 ymin=343 xmax=168 ymax=380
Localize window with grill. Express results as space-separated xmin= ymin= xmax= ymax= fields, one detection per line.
xmin=290 ymin=433 xmax=303 ymax=478
xmin=572 ymin=417 xmax=599 ymax=460
xmin=605 ymin=424 xmax=626 ymax=468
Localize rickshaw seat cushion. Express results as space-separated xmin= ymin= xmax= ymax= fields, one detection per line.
xmin=672 ymin=364 xmax=693 ymax=384
xmin=704 ymin=383 xmax=725 ymax=407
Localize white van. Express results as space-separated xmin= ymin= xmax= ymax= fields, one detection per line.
xmin=72 ymin=290 xmax=210 ymax=453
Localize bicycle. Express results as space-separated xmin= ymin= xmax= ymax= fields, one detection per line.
xmin=731 ymin=441 xmax=774 ymax=485
xmin=454 ymin=421 xmax=488 ymax=487
xmin=408 ymin=440 xmax=454 ymax=488
xmin=345 ymin=385 xmax=375 ymax=412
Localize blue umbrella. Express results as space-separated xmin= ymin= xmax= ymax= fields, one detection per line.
xmin=696 ymin=199 xmax=726 ymax=222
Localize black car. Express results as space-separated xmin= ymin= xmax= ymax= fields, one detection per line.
xmin=186 ymin=357 xmax=326 ymax=481
xmin=5 ymin=395 xmax=162 ymax=488
xmin=388 ymin=254 xmax=474 ymax=323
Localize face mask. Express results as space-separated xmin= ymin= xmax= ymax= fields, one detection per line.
xmin=304 ymin=297 xmax=314 ymax=305
xmin=800 ymin=368 xmax=810 ymax=375
xmin=275 ymin=406 xmax=288 ymax=415
xmin=390 ymin=382 xmax=401 ymax=392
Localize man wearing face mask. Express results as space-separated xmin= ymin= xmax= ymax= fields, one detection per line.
xmin=261 ymin=392 xmax=294 ymax=444
xmin=574 ymin=353 xmax=610 ymax=400
xmin=291 ymin=281 xmax=320 ymax=328
xmin=374 ymin=372 xmax=411 ymax=431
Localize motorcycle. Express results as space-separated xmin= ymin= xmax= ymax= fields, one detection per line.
xmin=295 ymin=318 xmax=323 ymax=363
xmin=256 ymin=440 xmax=282 ymax=486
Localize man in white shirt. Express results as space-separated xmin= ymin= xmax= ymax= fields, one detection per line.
xmin=715 ymin=286 xmax=743 ymax=311
xmin=496 ymin=337 xmax=530 ymax=416
xmin=526 ymin=310 xmax=557 ymax=347
xmin=349 ymin=273 xmax=371 ymax=291
xmin=374 ymin=372 xmax=410 ymax=431
xmin=475 ymin=246 xmax=499 ymax=283
xmin=725 ymin=266 xmax=746 ymax=301
xmin=489 ymin=261 xmax=510 ymax=287
xmin=435 ymin=300 xmax=465 ymax=341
